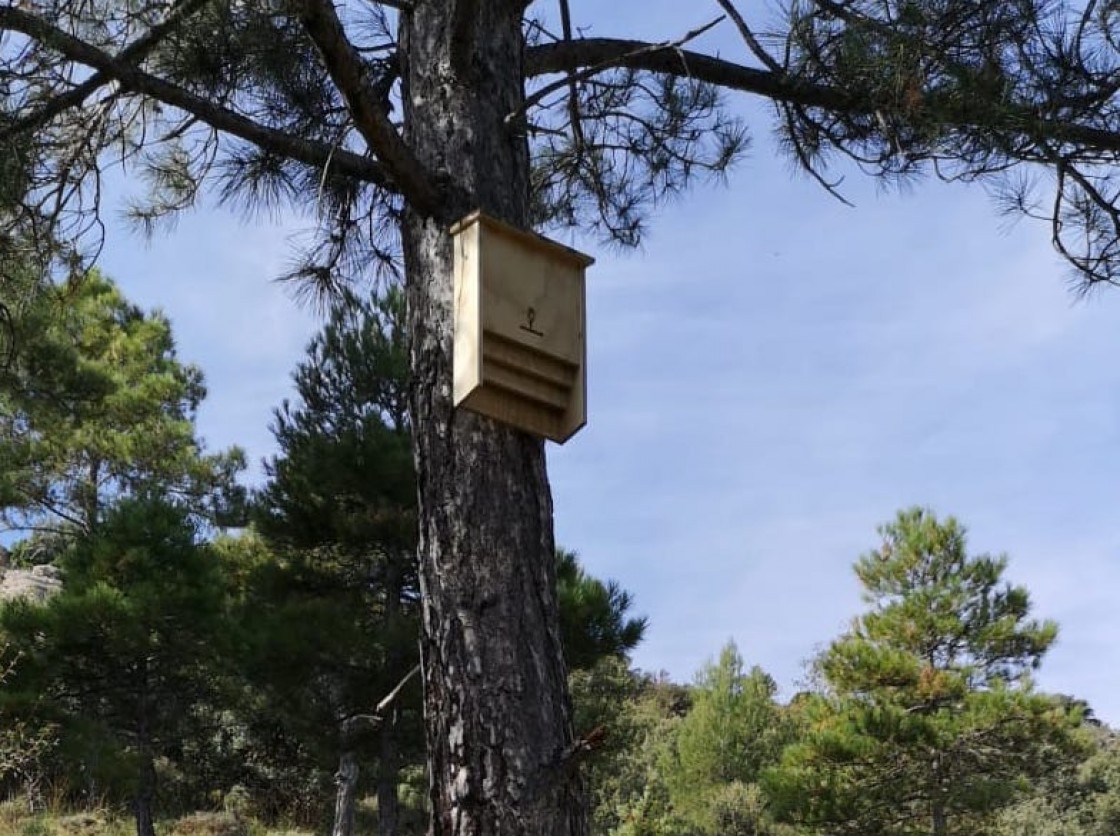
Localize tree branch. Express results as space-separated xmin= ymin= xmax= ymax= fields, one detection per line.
xmin=338 ymin=663 xmax=420 ymax=738
xmin=294 ymin=0 xmax=443 ymax=215
xmin=0 ymin=0 xmax=212 ymax=139
xmin=556 ymin=0 xmax=585 ymax=148
xmin=0 ymin=8 xmax=393 ymax=189
xmin=714 ymin=0 xmax=783 ymax=73
xmin=525 ymin=36 xmax=857 ymax=111
xmin=375 ymin=662 xmax=420 ymax=714
xmin=525 ymin=37 xmax=1120 ymax=157
xmin=512 ymin=17 xmax=727 ymax=126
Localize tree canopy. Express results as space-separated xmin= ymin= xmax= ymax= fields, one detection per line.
xmin=0 ymin=271 xmax=244 ymax=542
xmin=0 ymin=496 xmax=230 ymax=836
xmin=4 ymin=1 xmax=1120 ymax=287
xmin=6 ymin=1 xmax=1120 ymax=832
xmin=765 ymin=507 xmax=1089 ymax=835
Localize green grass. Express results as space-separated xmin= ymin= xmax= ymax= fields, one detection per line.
xmin=0 ymin=803 xmax=315 ymax=836
xmin=0 ymin=803 xmax=132 ymax=836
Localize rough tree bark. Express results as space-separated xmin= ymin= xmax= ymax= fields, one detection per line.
xmin=133 ymin=746 xmax=156 ymax=836
xmin=331 ymin=751 xmax=359 ymax=836
xmin=399 ymin=1 xmax=585 ymax=833
xmin=377 ymin=718 xmax=400 ymax=836
xmin=931 ymin=753 xmax=947 ymax=836
xmin=376 ymin=558 xmax=406 ymax=836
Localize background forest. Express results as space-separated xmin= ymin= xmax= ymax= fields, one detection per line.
xmin=1 ymin=273 xmax=1117 ymax=836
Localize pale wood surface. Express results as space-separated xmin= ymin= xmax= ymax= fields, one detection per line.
xmin=451 ymin=212 xmax=590 ymax=443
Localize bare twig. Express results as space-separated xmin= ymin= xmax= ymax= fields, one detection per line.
xmin=782 ymin=102 xmax=855 ymax=206
xmin=339 ymin=664 xmax=421 ymax=738
xmin=376 ymin=663 xmax=420 ymax=714
xmin=557 ymin=0 xmax=586 ymax=149
xmin=524 ymin=724 xmax=608 ymax=801
xmin=714 ymin=0 xmax=783 ymax=73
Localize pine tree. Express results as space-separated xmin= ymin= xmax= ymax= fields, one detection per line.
xmin=766 ymin=507 xmax=1089 ymax=835
xmin=248 ymin=289 xmax=418 ymax=836
xmin=9 ymin=2 xmax=1120 ymax=829
xmin=0 ymin=497 xmax=230 ymax=836
xmin=0 ymin=272 xmax=245 ymax=541
xmin=0 ymin=273 xmax=248 ymax=833
xmin=667 ymin=642 xmax=790 ymax=832
xmin=556 ymin=549 xmax=647 ymax=673
xmin=246 ymin=290 xmax=649 ymax=833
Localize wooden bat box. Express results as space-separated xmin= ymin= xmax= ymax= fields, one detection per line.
xmin=451 ymin=211 xmax=593 ymax=443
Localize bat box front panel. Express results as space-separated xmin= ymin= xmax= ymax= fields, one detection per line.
xmin=451 ymin=212 xmax=592 ymax=443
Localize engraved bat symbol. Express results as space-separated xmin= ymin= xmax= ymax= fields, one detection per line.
xmin=519 ymin=306 xmax=544 ymax=337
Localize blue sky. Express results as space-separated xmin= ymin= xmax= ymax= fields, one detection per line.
xmin=95 ymin=2 xmax=1120 ymax=724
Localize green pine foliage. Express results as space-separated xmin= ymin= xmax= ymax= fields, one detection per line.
xmin=992 ymin=729 xmax=1120 ymax=836
xmin=557 ymin=549 xmax=648 ymax=672
xmin=239 ymin=289 xmax=420 ymax=831
xmin=253 ymin=288 xmax=413 ymax=554
xmin=572 ymin=647 xmax=795 ymax=836
xmin=0 ymin=272 xmax=245 ymax=540
xmin=0 ymin=497 xmax=230 ymax=833
xmin=0 ymin=272 xmax=246 ymax=829
xmin=568 ymin=661 xmax=694 ymax=836
xmin=665 ymin=642 xmax=792 ymax=832
xmin=764 ymin=507 xmax=1090 ymax=835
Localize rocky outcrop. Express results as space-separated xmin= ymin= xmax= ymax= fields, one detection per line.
xmin=0 ymin=564 xmax=62 ymax=604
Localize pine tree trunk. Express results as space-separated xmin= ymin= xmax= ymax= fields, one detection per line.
xmin=133 ymin=751 xmax=156 ymax=836
xmin=376 ymin=718 xmax=400 ymax=836
xmin=332 ymin=751 xmax=359 ymax=836
xmin=133 ymin=688 xmax=156 ymax=836
xmin=932 ymin=802 xmax=947 ymax=836
xmin=931 ymin=754 xmax=947 ymax=836
xmin=377 ymin=560 xmax=403 ymax=836
xmin=399 ymin=2 xmax=585 ymax=834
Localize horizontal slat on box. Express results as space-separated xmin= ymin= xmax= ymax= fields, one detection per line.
xmin=461 ymin=387 xmax=563 ymax=440
xmin=482 ymin=331 xmax=577 ymax=389
xmin=485 ymin=362 xmax=569 ymax=410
